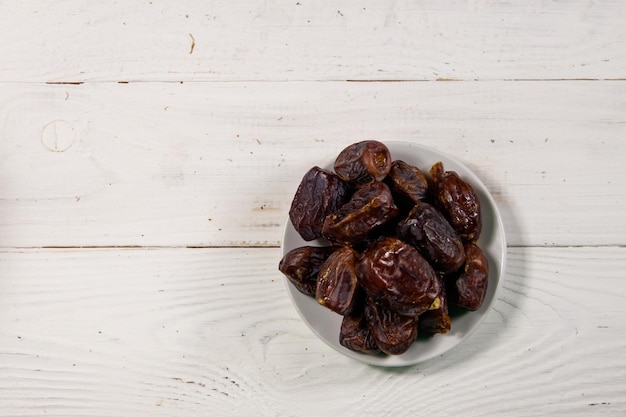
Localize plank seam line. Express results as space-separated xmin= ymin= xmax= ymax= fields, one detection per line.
xmin=1 ymin=78 xmax=625 ymax=85
xmin=4 ymin=245 xmax=281 ymax=249
xmin=1 ymin=244 xmax=625 ymax=250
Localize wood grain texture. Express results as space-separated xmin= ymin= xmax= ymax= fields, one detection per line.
xmin=1 ymin=1 xmax=624 ymax=415
xmin=1 ymin=81 xmax=624 ymax=247
xmin=0 ymin=0 xmax=625 ymax=82
xmin=0 ymin=246 xmax=624 ymax=416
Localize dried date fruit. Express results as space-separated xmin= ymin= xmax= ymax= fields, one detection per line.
xmin=357 ymin=237 xmax=441 ymax=317
xmin=289 ymin=166 xmax=350 ymax=241
xmin=340 ymin=313 xmax=381 ymax=354
xmin=339 ymin=296 xmax=381 ymax=355
xmin=387 ymin=160 xmax=429 ymax=205
xmin=419 ymin=277 xmax=451 ymax=336
xmin=279 ymin=246 xmax=336 ymax=297
xmin=334 ymin=140 xmax=392 ymax=183
xmin=397 ymin=201 xmax=466 ymax=274
xmin=316 ymin=247 xmax=360 ymax=315
xmin=322 ymin=181 xmax=398 ymax=246
xmin=430 ymin=161 xmax=482 ymax=242
xmin=364 ymin=297 xmax=418 ymax=355
xmin=447 ymin=242 xmax=489 ymax=311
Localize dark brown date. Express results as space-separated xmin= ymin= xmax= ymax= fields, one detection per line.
xmin=339 ymin=301 xmax=381 ymax=355
xmin=447 ymin=242 xmax=489 ymax=311
xmin=364 ymin=297 xmax=418 ymax=355
xmin=430 ymin=161 xmax=482 ymax=242
xmin=397 ymin=201 xmax=466 ymax=274
xmin=289 ymin=166 xmax=350 ymax=241
xmin=387 ymin=160 xmax=429 ymax=204
xmin=322 ymin=181 xmax=398 ymax=246
xmin=316 ymin=247 xmax=360 ymax=315
xmin=419 ymin=277 xmax=451 ymax=336
xmin=278 ymin=246 xmax=336 ymax=297
xmin=340 ymin=314 xmax=381 ymax=355
xmin=334 ymin=140 xmax=392 ymax=183
xmin=357 ymin=237 xmax=441 ymax=317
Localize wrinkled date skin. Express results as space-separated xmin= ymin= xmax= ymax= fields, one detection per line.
xmin=316 ymin=247 xmax=361 ymax=315
xmin=430 ymin=161 xmax=482 ymax=242
xmin=322 ymin=182 xmax=398 ymax=246
xmin=340 ymin=306 xmax=382 ymax=355
xmin=279 ymin=246 xmax=336 ymax=297
xmin=340 ymin=313 xmax=381 ymax=354
xmin=387 ymin=160 xmax=429 ymax=205
xmin=334 ymin=140 xmax=392 ymax=183
xmin=289 ymin=166 xmax=350 ymax=241
xmin=357 ymin=237 xmax=441 ymax=317
xmin=419 ymin=277 xmax=451 ymax=336
xmin=448 ymin=243 xmax=489 ymax=311
xmin=364 ymin=297 xmax=418 ymax=355
xmin=397 ymin=201 xmax=466 ymax=274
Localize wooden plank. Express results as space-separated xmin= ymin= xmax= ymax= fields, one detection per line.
xmin=0 ymin=246 xmax=624 ymax=415
xmin=0 ymin=0 xmax=625 ymax=82
xmin=1 ymin=80 xmax=625 ymax=247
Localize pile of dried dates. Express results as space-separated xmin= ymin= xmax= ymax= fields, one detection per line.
xmin=279 ymin=141 xmax=489 ymax=356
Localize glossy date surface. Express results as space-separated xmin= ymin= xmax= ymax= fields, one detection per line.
xmin=430 ymin=161 xmax=482 ymax=242
xmin=356 ymin=237 xmax=441 ymax=318
xmin=289 ymin=166 xmax=350 ymax=241
xmin=322 ymin=181 xmax=398 ymax=246
xmin=278 ymin=246 xmax=336 ymax=297
xmin=386 ymin=160 xmax=429 ymax=205
xmin=316 ymin=247 xmax=360 ymax=315
xmin=334 ymin=140 xmax=392 ymax=183
xmin=447 ymin=242 xmax=489 ymax=311
xmin=397 ymin=201 xmax=466 ymax=274
xmin=418 ymin=277 xmax=451 ymax=336
xmin=339 ymin=304 xmax=381 ymax=355
xmin=364 ymin=297 xmax=418 ymax=355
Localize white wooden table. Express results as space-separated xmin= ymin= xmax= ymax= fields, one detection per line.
xmin=1 ymin=1 xmax=625 ymax=415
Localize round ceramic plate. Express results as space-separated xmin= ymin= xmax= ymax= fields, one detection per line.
xmin=281 ymin=141 xmax=506 ymax=367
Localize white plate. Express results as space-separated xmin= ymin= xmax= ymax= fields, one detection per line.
xmin=281 ymin=141 xmax=507 ymax=367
